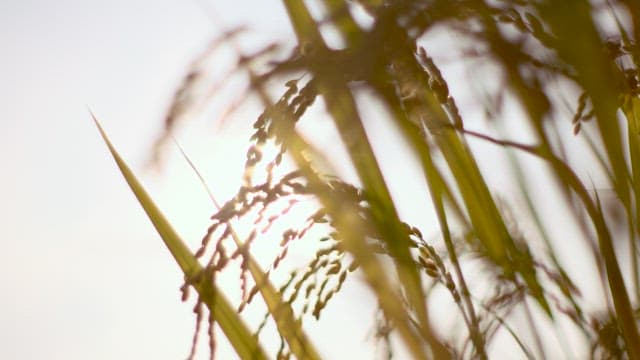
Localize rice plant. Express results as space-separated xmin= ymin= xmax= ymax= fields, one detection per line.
xmin=98 ymin=0 xmax=640 ymax=358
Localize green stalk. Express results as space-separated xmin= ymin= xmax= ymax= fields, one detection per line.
xmin=623 ymin=97 xmax=640 ymax=301
xmin=411 ymin=126 xmax=487 ymax=359
xmin=281 ymin=1 xmax=448 ymax=358
xmin=461 ymin=126 xmax=640 ymax=359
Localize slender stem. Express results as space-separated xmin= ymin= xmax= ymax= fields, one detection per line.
xmin=521 ymin=295 xmax=547 ymax=359
xmin=457 ymin=126 xmax=640 ymax=358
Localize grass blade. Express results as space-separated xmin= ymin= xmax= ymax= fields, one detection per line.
xmin=92 ymin=113 xmax=268 ymax=360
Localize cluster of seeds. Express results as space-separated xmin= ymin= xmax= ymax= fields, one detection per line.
xmin=159 ymin=1 xmax=640 ymax=358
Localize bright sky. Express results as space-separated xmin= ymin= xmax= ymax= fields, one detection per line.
xmin=1 ymin=1 xmax=609 ymax=359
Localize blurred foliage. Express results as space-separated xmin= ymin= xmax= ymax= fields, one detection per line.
xmin=102 ymin=0 xmax=640 ymax=359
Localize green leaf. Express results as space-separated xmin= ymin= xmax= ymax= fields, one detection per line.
xmin=92 ymin=113 xmax=268 ymax=360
